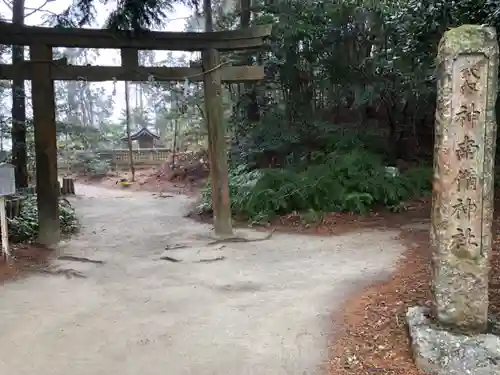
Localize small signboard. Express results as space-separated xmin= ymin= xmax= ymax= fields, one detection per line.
xmin=0 ymin=163 xmax=15 ymax=261
xmin=0 ymin=163 xmax=15 ymax=197
xmin=0 ymin=151 xmax=8 ymax=163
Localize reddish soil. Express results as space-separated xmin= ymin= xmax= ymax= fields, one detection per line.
xmin=327 ymin=219 xmax=432 ymax=374
xmin=74 ymin=168 xmax=205 ymax=198
xmin=325 ymin=196 xmax=500 ymax=375
xmin=189 ymin=197 xmax=430 ymax=235
xmin=0 ymin=244 xmax=53 ymax=284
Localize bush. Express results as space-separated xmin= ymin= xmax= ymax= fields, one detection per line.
xmin=66 ymin=151 xmax=110 ymax=178
xmin=236 ymin=117 xmax=390 ymax=170
xmin=198 ymin=149 xmax=432 ymax=223
xmin=8 ymin=194 xmax=79 ymax=242
xmin=197 ymin=164 xmax=265 ymax=215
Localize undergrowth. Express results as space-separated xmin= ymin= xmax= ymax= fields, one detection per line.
xmin=198 ymin=149 xmax=432 ymax=223
xmin=8 ymin=194 xmax=79 ymax=242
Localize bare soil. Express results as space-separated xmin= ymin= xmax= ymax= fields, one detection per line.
xmin=5 ymin=175 xmax=499 ymax=374
xmin=0 ymin=244 xmax=53 ymax=284
xmin=0 ymin=184 xmax=406 ymax=375
xmin=74 ymin=168 xmax=204 ymax=197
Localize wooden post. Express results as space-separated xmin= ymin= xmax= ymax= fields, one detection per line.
xmin=202 ymin=48 xmax=233 ymax=237
xmin=30 ymin=44 xmax=60 ymax=246
xmin=0 ymin=196 xmax=10 ymax=260
xmin=203 ymin=0 xmax=233 ymax=237
xmin=61 ymin=178 xmax=75 ymax=195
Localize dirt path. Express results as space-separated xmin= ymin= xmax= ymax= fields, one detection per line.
xmin=0 ymin=184 xmax=406 ymax=375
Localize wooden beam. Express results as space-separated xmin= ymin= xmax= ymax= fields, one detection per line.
xmin=30 ymin=44 xmax=60 ymax=245
xmin=121 ymin=48 xmax=138 ymax=69
xmin=0 ymin=22 xmax=272 ymax=51
xmin=0 ymin=63 xmax=265 ymax=82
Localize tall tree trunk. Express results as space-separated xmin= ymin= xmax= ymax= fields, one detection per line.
xmin=240 ymin=0 xmax=259 ymax=122
xmin=171 ymin=95 xmax=179 ymax=167
xmin=11 ymin=0 xmax=28 ymax=188
xmin=172 ymin=115 xmax=179 ymax=168
xmin=82 ymin=50 xmax=94 ymax=127
xmin=125 ymin=81 xmax=135 ymax=182
xmin=139 ymin=84 xmax=144 ymax=125
xmin=67 ymin=82 xmax=76 ymax=119
xmin=77 ymin=84 xmax=91 ymax=128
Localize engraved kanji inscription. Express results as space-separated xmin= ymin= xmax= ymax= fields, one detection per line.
xmin=460 ymin=65 xmax=481 ymax=94
xmin=456 ymin=135 xmax=479 ymax=160
xmin=451 ymin=198 xmax=477 ymax=220
xmin=452 ymin=227 xmax=479 ymax=250
xmin=430 ymin=27 xmax=498 ymax=335
xmin=456 ymin=169 xmax=478 ymax=192
xmin=455 ymin=102 xmax=480 ymax=128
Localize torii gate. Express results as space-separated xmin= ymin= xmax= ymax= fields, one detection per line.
xmin=0 ymin=22 xmax=272 ymax=245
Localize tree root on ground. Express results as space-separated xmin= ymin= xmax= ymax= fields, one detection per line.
xmin=207 ymin=229 xmax=275 ymax=246
xmin=22 ymin=265 xmax=87 ymax=279
xmin=195 ymin=256 xmax=226 ymax=263
xmin=164 ymin=244 xmax=188 ymax=251
xmin=155 ymin=193 xmax=174 ymax=198
xmin=159 ymin=256 xmax=182 ymax=262
xmin=57 ymin=255 xmax=105 ymax=264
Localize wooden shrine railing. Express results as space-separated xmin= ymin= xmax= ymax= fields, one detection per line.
xmin=101 ymin=148 xmax=171 ymax=167
xmin=58 ymin=148 xmax=172 ymax=171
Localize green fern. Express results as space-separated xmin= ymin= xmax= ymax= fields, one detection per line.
xmin=197 ymin=148 xmax=431 ymax=222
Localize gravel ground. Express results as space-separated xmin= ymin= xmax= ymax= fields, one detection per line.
xmin=0 ymin=184 xmax=405 ymax=375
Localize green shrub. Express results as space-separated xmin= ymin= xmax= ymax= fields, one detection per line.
xmin=66 ymin=151 xmax=110 ymax=178
xmin=8 ymin=195 xmax=79 ymax=242
xmin=402 ymin=165 xmax=433 ymax=196
xmin=198 ymin=150 xmax=432 ymax=222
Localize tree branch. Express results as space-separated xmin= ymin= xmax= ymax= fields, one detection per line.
xmin=25 ymin=0 xmax=54 ymax=18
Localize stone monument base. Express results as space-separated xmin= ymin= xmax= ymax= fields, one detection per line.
xmin=406 ymin=306 xmax=500 ymax=375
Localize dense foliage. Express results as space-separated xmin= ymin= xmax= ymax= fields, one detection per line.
xmin=197 ymin=0 xmax=500 ymax=221
xmin=230 ymin=0 xmax=500 ymax=163
xmin=7 ymin=0 xmax=500 ymax=224
xmin=199 ymin=134 xmax=433 ymax=222
xmin=8 ymin=195 xmax=79 ymax=243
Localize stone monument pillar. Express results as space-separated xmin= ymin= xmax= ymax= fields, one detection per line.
xmin=432 ymin=24 xmax=498 ymax=334
xmin=408 ymin=25 xmax=500 ymax=375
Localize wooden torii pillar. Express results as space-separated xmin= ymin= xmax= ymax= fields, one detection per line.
xmin=0 ymin=22 xmax=272 ymax=244
xmin=30 ymin=45 xmax=59 ymax=245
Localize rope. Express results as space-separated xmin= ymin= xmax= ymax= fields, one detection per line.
xmin=110 ymin=61 xmax=230 ymax=82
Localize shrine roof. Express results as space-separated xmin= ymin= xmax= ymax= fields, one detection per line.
xmin=121 ymin=127 xmax=160 ymax=141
